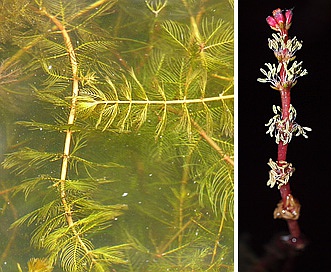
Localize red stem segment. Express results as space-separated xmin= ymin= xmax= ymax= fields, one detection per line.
xmin=278 ymin=88 xmax=291 ymax=201
xmin=278 ymin=88 xmax=305 ymax=249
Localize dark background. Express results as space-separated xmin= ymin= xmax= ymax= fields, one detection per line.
xmin=239 ymin=1 xmax=331 ymax=271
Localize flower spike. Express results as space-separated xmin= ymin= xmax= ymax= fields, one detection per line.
xmin=258 ymin=7 xmax=309 ymax=251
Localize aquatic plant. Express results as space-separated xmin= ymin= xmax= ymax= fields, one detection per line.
xmin=0 ymin=0 xmax=234 ymax=271
xmin=252 ymin=7 xmax=310 ymax=270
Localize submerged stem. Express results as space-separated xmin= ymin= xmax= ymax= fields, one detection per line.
xmin=167 ymin=107 xmax=234 ymax=166
xmin=191 ymin=119 xmax=234 ymax=166
xmin=40 ymin=7 xmax=98 ymax=263
xmin=210 ymin=190 xmax=228 ymax=265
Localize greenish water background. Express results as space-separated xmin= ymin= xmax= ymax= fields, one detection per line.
xmin=0 ymin=0 xmax=234 ymax=271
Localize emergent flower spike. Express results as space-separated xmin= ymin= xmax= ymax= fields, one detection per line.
xmin=257 ymin=8 xmax=307 ymax=91
xmin=258 ymin=6 xmax=309 ymax=252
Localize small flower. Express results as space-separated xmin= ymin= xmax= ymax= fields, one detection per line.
xmin=266 ymin=16 xmax=280 ymax=31
xmin=268 ymin=33 xmax=303 ymax=62
xmin=257 ymin=60 xmax=307 ymax=90
xmin=266 ymin=8 xmax=293 ymax=34
xmin=257 ymin=62 xmax=281 ymax=90
xmin=273 ymin=194 xmax=300 ymax=220
xmin=265 ymin=104 xmax=311 ymax=144
xmin=285 ymin=9 xmax=293 ymax=30
xmin=272 ymin=8 xmax=285 ymax=27
xmin=282 ymin=61 xmax=308 ymax=88
xmin=267 ymin=158 xmax=295 ymax=189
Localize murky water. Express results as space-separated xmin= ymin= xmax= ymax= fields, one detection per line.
xmin=0 ymin=1 xmax=234 ymax=271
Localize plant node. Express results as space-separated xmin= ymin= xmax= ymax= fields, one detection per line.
xmin=267 ymin=158 xmax=295 ymax=189
xmin=265 ymin=104 xmax=311 ymax=144
xmin=273 ymin=194 xmax=301 ymax=220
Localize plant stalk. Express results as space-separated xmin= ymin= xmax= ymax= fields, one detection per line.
xmin=40 ymin=7 xmax=98 ymax=263
xmin=261 ymin=8 xmax=308 ymax=250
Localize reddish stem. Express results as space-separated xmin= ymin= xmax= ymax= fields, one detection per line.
xmin=277 ymin=142 xmax=288 ymax=163
xmin=278 ymin=88 xmax=291 ymax=199
xmin=278 ymin=65 xmax=304 ymax=250
xmin=280 ymin=89 xmax=291 ymax=120
xmin=279 ymin=183 xmax=291 ymax=200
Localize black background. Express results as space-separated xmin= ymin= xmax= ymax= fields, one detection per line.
xmin=238 ymin=1 xmax=331 ymax=271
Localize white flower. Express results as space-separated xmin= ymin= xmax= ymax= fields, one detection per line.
xmin=267 ymin=159 xmax=295 ymax=189
xmin=265 ymin=104 xmax=311 ymax=144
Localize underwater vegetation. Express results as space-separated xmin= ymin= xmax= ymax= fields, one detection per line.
xmin=0 ymin=0 xmax=234 ymax=271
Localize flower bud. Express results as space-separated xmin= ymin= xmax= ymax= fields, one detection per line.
xmin=266 ymin=16 xmax=279 ymax=31
xmin=285 ymin=9 xmax=293 ymax=30
xmin=272 ymin=8 xmax=285 ymax=27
